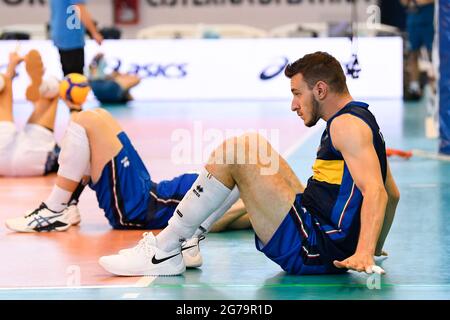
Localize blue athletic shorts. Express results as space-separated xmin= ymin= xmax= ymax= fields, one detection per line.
xmin=406 ymin=3 xmax=435 ymax=52
xmin=90 ymin=79 xmax=129 ymax=104
xmin=255 ymin=194 xmax=352 ymax=275
xmin=89 ymin=132 xmax=198 ymax=229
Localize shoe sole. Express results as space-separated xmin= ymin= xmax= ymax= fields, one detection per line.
xmin=183 ymin=253 xmax=203 ymax=268
xmin=4 ymin=221 xmax=71 ymax=233
xmin=98 ymin=258 xmax=186 ymax=277
xmin=25 ymin=50 xmax=44 ymax=102
xmin=4 ymin=215 xmax=80 ymax=233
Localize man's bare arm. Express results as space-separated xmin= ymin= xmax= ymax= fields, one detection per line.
xmin=375 ymin=161 xmax=400 ymax=255
xmin=75 ymin=4 xmax=103 ymax=45
xmin=330 ymin=114 xmax=388 ymax=273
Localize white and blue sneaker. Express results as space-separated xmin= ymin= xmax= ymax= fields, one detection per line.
xmin=5 ymin=202 xmax=81 ymax=233
xmin=99 ymin=232 xmax=185 ymax=276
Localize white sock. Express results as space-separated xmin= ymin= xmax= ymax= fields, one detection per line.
xmin=45 ymin=185 xmax=72 ymax=212
xmin=157 ymin=168 xmax=232 ymax=252
xmin=410 ymin=81 xmax=420 ymax=92
xmin=193 ymin=186 xmax=240 ymax=237
xmin=57 ymin=121 xmax=90 ymax=182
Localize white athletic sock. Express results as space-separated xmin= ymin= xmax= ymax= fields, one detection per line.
xmin=156 ymin=168 xmax=232 ymax=252
xmin=409 ymin=81 xmax=420 ymax=92
xmin=45 ymin=185 xmax=72 ymax=212
xmin=193 ymin=186 xmax=240 ymax=237
xmin=57 ymin=121 xmax=90 ymax=182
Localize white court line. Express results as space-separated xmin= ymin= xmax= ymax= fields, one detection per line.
xmin=409 ymin=184 xmax=438 ymax=188
xmin=0 ymin=284 xmax=138 ymax=291
xmin=0 ymin=186 xmax=52 ymax=190
xmin=0 ymin=277 xmax=156 ymax=291
xmin=282 ymin=122 xmax=325 ymax=159
xmin=121 ymin=293 xmax=140 ymax=299
xmin=412 ymin=149 xmax=450 ymax=161
xmin=134 ymin=276 xmax=157 ymax=287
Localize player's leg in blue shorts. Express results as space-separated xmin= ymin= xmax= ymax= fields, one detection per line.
xmin=89 ymin=131 xmax=198 ymax=229
xmin=90 ymin=79 xmax=129 ymax=104
xmin=255 ymin=194 xmax=354 ymax=275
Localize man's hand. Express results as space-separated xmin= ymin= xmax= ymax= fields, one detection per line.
xmin=92 ymin=32 xmax=104 ymax=45
xmin=334 ymin=252 xmax=385 ymax=274
xmin=63 ymin=98 xmax=83 ymax=112
xmin=9 ymin=52 xmax=23 ymax=66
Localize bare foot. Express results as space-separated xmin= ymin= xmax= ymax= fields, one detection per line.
xmin=24 ymin=50 xmax=44 ymax=102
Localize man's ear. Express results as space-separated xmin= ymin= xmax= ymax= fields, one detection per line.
xmin=314 ymin=81 xmax=328 ymax=100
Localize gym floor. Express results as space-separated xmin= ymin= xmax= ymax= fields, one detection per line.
xmin=0 ymin=96 xmax=448 ymax=300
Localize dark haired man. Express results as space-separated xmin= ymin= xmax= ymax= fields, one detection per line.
xmin=99 ymin=51 xmax=400 ymax=277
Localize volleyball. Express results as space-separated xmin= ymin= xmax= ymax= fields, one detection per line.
xmin=59 ymin=73 xmax=91 ymax=105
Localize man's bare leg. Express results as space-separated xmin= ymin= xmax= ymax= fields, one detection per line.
xmin=205 ymin=133 xmax=303 ymax=244
xmin=407 ymin=50 xmax=421 ymax=96
xmin=113 ymin=74 xmax=141 ymax=91
xmin=203 ymin=140 xmax=304 ymax=234
xmin=209 ymin=200 xmax=250 ymax=232
xmin=53 ymin=108 xmax=124 ymax=194
xmin=156 ymin=132 xmax=303 ymax=248
xmin=0 ymin=75 xmax=13 ymax=123
xmin=26 ymin=97 xmax=59 ymax=131
xmin=0 ymin=52 xmax=22 ymax=122
xmin=98 ymin=132 xmax=305 ymax=276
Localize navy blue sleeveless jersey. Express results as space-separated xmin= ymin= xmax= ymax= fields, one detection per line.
xmin=301 ymin=101 xmax=387 ymax=263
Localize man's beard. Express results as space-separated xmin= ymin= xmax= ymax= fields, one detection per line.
xmin=304 ymin=96 xmax=321 ymax=127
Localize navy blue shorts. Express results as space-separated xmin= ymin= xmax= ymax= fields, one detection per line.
xmin=255 ymin=194 xmax=351 ymax=275
xmin=89 ymin=132 xmax=198 ymax=229
xmin=90 ymin=79 xmax=129 ymax=104
xmin=406 ymin=4 xmax=435 ymax=52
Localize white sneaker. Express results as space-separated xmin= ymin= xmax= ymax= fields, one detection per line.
xmin=118 ymin=234 xmax=205 ymax=268
xmin=181 ymin=235 xmax=205 ymax=268
xmin=5 ymin=203 xmax=81 ymax=233
xmin=99 ymin=232 xmax=185 ymax=276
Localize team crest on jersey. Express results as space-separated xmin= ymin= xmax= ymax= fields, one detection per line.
xmin=121 ymin=156 xmax=130 ymax=168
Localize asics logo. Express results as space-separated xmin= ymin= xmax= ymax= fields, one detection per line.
xmin=28 ymin=213 xmax=64 ymax=227
xmin=151 ymin=252 xmax=181 ymax=264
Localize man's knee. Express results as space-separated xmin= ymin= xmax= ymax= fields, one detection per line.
xmin=72 ymin=110 xmax=102 ymax=130
xmin=91 ymin=107 xmax=111 ymax=118
xmin=235 ymin=133 xmax=279 ymax=175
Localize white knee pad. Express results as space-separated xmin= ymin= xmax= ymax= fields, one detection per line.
xmin=58 ymin=121 xmax=90 ymax=182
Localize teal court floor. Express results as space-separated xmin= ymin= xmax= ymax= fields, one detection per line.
xmin=0 ymin=96 xmax=449 ymax=300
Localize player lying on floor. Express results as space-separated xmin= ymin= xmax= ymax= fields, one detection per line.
xmin=0 ymin=50 xmax=63 ymax=178
xmin=5 ymin=107 xmax=251 ymax=268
